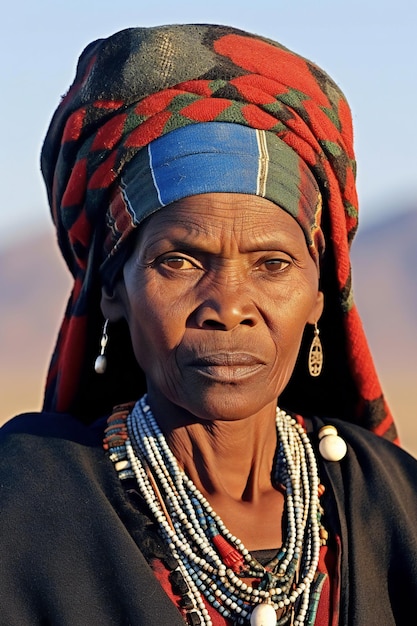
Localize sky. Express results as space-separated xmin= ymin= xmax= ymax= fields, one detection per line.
xmin=1 ymin=0 xmax=416 ymax=250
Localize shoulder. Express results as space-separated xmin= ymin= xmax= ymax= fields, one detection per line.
xmin=310 ymin=415 xmax=417 ymax=466
xmin=0 ymin=411 xmax=113 ymax=504
xmin=310 ymin=416 xmax=417 ymax=513
xmin=0 ymin=410 xmax=106 ymax=442
xmin=310 ymin=417 xmax=417 ymax=619
xmin=0 ymin=411 xmax=106 ymax=459
xmin=0 ymin=411 xmax=132 ymax=556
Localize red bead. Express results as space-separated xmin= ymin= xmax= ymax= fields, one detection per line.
xmin=212 ymin=535 xmax=244 ymax=571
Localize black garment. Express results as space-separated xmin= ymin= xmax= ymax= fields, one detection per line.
xmin=0 ymin=411 xmax=416 ymax=625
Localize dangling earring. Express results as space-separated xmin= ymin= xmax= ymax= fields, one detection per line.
xmin=308 ymin=322 xmax=323 ymax=377
xmin=95 ymin=319 xmax=109 ymax=374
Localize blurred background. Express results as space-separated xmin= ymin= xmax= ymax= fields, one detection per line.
xmin=1 ymin=0 xmax=416 ymax=455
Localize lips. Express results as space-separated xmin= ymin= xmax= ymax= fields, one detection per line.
xmin=190 ymin=353 xmax=263 ymax=366
xmin=185 ymin=352 xmax=266 ymax=381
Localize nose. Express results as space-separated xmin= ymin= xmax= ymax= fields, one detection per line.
xmin=194 ymin=284 xmax=258 ymax=331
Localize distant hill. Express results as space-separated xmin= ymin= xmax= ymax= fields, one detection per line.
xmin=1 ymin=208 xmax=416 ymax=456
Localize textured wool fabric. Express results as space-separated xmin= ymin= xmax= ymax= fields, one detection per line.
xmin=40 ymin=23 xmax=396 ymax=441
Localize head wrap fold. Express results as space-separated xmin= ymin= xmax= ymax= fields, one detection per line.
xmin=41 ymin=23 xmax=397 ymax=442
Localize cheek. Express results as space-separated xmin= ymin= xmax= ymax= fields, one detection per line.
xmin=266 ymin=284 xmax=319 ymax=360
xmin=264 ymin=318 xmax=307 ymax=399
xmin=265 ymin=278 xmax=318 ymax=330
xmin=124 ymin=283 xmax=188 ymax=374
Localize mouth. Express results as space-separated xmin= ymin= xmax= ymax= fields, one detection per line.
xmin=186 ymin=353 xmax=266 ymax=382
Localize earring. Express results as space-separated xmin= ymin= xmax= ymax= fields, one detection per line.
xmin=308 ymin=322 xmax=323 ymax=377
xmin=94 ymin=319 xmax=109 ymax=374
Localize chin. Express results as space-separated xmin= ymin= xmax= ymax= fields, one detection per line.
xmin=180 ymin=387 xmax=278 ymax=423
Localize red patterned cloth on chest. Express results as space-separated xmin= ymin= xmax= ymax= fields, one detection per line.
xmin=151 ymin=539 xmax=340 ymax=625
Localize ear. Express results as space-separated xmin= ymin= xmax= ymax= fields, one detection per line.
xmin=100 ymin=282 xmax=127 ymax=322
xmin=307 ymin=290 xmax=324 ymax=325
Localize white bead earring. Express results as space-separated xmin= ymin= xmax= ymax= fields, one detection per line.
xmin=94 ymin=319 xmax=109 ymax=374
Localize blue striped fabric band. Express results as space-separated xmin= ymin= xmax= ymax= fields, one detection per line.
xmin=118 ymin=122 xmax=322 ymax=258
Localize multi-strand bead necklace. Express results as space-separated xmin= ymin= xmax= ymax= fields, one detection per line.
xmin=105 ymin=395 xmax=326 ymax=626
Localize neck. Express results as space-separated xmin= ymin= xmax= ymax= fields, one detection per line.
xmin=146 ymin=391 xmax=285 ymax=549
xmin=170 ymin=415 xmax=279 ymax=504
xmin=146 ymin=390 xmax=279 ymax=503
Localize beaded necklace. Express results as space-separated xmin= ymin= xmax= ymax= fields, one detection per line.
xmin=105 ymin=396 xmax=327 ymax=626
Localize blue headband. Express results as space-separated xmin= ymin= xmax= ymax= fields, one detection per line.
xmin=104 ymin=123 xmax=324 ymax=281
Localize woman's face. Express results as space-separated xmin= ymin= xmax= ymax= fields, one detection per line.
xmin=104 ymin=193 xmax=323 ymax=422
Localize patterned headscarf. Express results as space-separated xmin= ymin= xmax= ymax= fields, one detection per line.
xmin=41 ymin=24 xmax=397 ymax=442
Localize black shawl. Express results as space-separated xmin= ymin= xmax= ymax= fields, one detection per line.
xmin=0 ymin=412 xmax=416 ymax=625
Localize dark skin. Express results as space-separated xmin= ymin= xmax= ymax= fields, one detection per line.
xmin=102 ymin=193 xmax=323 ymax=550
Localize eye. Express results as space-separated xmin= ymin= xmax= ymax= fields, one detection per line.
xmin=160 ymin=255 xmax=199 ymax=270
xmin=262 ymin=257 xmax=291 ymax=272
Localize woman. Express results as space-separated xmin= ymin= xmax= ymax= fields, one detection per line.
xmin=1 ymin=23 xmax=417 ymax=626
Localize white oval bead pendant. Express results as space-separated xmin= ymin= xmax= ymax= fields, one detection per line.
xmin=94 ymin=354 xmax=107 ymax=374
xmin=318 ymin=425 xmax=347 ymax=461
xmin=250 ymin=603 xmax=277 ymax=626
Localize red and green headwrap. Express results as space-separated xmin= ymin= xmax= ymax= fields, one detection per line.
xmin=40 ymin=23 xmax=397 ymax=442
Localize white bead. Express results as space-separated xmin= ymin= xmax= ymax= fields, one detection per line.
xmin=319 ymin=434 xmax=347 ymax=461
xmin=94 ymin=354 xmax=107 ymax=374
xmin=317 ymin=425 xmax=334 ymax=437
xmin=115 ymin=460 xmax=130 ymax=472
xmin=250 ymin=603 xmax=277 ymax=626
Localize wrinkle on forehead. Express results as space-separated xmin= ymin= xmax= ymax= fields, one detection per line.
xmin=136 ymin=193 xmax=309 ymax=257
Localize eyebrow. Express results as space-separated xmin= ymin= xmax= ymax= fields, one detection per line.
xmin=141 ymin=228 xmax=303 ymax=259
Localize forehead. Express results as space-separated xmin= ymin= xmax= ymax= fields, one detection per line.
xmin=137 ymin=193 xmax=307 ymax=245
